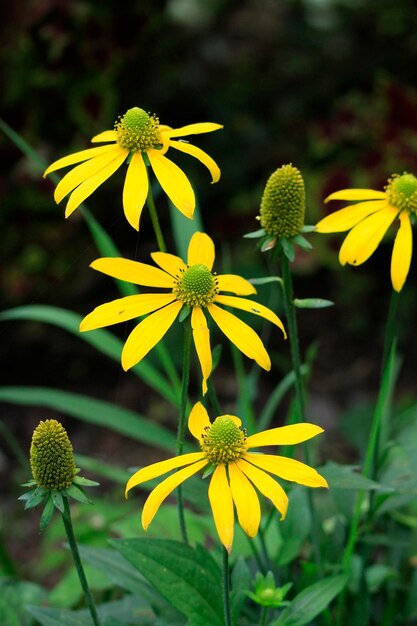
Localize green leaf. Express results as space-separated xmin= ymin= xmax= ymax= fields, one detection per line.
xmin=300 ymin=225 xmax=316 ymax=233
xmin=230 ymin=557 xmax=251 ymax=625
xmin=249 ymin=276 xmax=282 ymax=286
xmin=318 ymin=462 xmax=394 ymax=491
xmin=178 ymin=305 xmax=191 ymax=322
xmin=63 ymin=484 xmax=91 ymax=504
xmin=19 ymin=487 xmax=48 ymax=510
xmin=292 ymin=234 xmax=312 ymax=250
xmin=272 ymin=575 xmax=348 ymax=626
xmin=275 ymin=487 xmax=311 ymax=566
xmin=280 ymin=238 xmax=295 ymax=261
xmin=0 ymin=579 xmax=47 ymax=626
xmin=261 ymin=236 xmax=277 ymax=252
xmin=74 ymin=454 xmax=130 ymax=484
xmin=51 ymin=491 xmax=65 ymax=513
xmin=111 ymin=538 xmax=224 ymax=626
xmin=293 ymin=298 xmax=334 ymax=309
xmin=169 ymin=196 xmax=203 ymax=260
xmin=258 ymin=365 xmax=309 ymax=430
xmin=72 ymin=476 xmax=99 ymax=488
xmin=243 ymin=228 xmax=266 ymax=239
xmin=39 ymin=495 xmax=55 ymax=532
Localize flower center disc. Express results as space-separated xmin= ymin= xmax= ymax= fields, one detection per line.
xmin=386 ymin=172 xmax=417 ymax=215
xmin=115 ymin=107 xmax=161 ymax=152
xmin=175 ymin=263 xmax=217 ymax=307
xmin=201 ymin=416 xmax=247 ymax=465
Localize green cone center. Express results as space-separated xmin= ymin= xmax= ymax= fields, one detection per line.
xmin=174 ymin=263 xmax=217 ymax=307
xmin=386 ymin=172 xmax=417 ymax=215
xmin=115 ymin=107 xmax=161 ymax=152
xmin=30 ymin=420 xmax=76 ymax=490
xmin=201 ymin=416 xmax=247 ymax=465
xmin=259 ymin=163 xmax=305 ymax=238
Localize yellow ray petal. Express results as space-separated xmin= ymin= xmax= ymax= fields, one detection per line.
xmin=54 ymin=147 xmax=122 ymax=203
xmin=65 ymin=151 xmax=127 ymax=217
xmin=325 ymin=189 xmax=387 ymax=203
xmin=208 ymin=465 xmax=234 ymax=553
xmin=125 ymin=452 xmax=205 ymax=496
xmin=245 ymin=452 xmax=328 ymax=488
xmin=122 ymin=301 xmax=182 ymax=370
xmin=207 ymin=303 xmax=271 ymax=370
xmin=91 ymin=257 xmax=175 ymax=288
xmin=246 ymin=423 xmax=324 ymax=448
xmin=339 ymin=205 xmax=398 ymax=266
xmin=228 ymin=462 xmax=261 ymax=538
xmin=80 ymin=293 xmax=176 ymax=331
xmin=44 ymin=144 xmax=123 ymax=176
xmin=191 ymin=307 xmax=212 ymax=395
xmin=148 ymin=149 xmax=195 ymax=218
xmin=123 ymin=152 xmax=148 ymax=231
xmin=150 ymin=252 xmax=187 ymax=277
xmin=217 ymin=274 xmax=256 ymax=296
xmin=213 ymin=294 xmax=286 ymax=338
xmin=188 ymin=401 xmax=211 ymax=443
xmin=169 ymin=140 xmax=220 ymax=183
xmin=315 ymin=200 xmax=387 ymax=233
xmin=166 ymin=122 xmax=223 ymax=138
xmin=142 ymin=459 xmax=207 ymax=530
xmin=237 ymin=459 xmax=288 ymax=520
xmin=391 ymin=212 xmax=413 ymax=293
xmin=222 ymin=415 xmax=242 ymax=428
xmin=187 ymin=232 xmax=215 ymax=270
xmin=91 ymin=130 xmax=118 ymax=143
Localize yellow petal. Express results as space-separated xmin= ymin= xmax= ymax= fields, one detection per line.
xmin=80 ymin=293 xmax=176 ymax=331
xmin=54 ymin=147 xmax=123 ymax=204
xmin=166 ymin=122 xmax=223 ymax=138
xmin=325 ymin=189 xmax=387 ymax=203
xmin=191 ymin=307 xmax=212 ymax=395
xmin=188 ymin=401 xmax=211 ymax=443
xmin=315 ymin=200 xmax=387 ymax=233
xmin=214 ymin=295 xmax=286 ymax=338
xmin=207 ymin=303 xmax=271 ymax=370
xmin=223 ymin=414 xmax=242 ymax=428
xmin=91 ymin=130 xmax=118 ymax=143
xmin=148 ymin=149 xmax=195 ymax=218
xmin=125 ymin=452 xmax=205 ymax=496
xmin=122 ymin=152 xmax=149 ymax=230
xmin=208 ymin=465 xmax=234 ymax=553
xmin=228 ymin=462 xmax=261 ymax=538
xmin=187 ymin=232 xmax=215 ymax=269
xmin=65 ymin=150 xmax=127 ymax=217
xmin=339 ymin=205 xmax=398 ymax=266
xmin=246 ymin=423 xmax=324 ymax=448
xmin=122 ymin=301 xmax=182 ymax=370
xmin=142 ymin=459 xmax=207 ymax=530
xmin=391 ymin=212 xmax=413 ymax=293
xmin=91 ymin=257 xmax=175 ymax=288
xmin=44 ymin=144 xmax=122 ymax=176
xmin=245 ymin=452 xmax=328 ymax=488
xmin=217 ymin=274 xmax=256 ymax=296
xmin=151 ymin=252 xmax=187 ymax=276
xmin=237 ymin=459 xmax=288 ymax=520
xmin=169 ymin=140 xmax=220 ymax=183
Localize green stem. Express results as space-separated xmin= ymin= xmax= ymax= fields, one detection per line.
xmin=61 ymin=497 xmax=101 ymax=626
xmin=260 ymin=606 xmax=269 ymax=626
xmin=207 ymin=377 xmax=222 ymax=416
xmin=176 ymin=319 xmax=192 ymax=543
xmin=146 ymin=183 xmax=167 ymax=253
xmin=222 ymin=547 xmax=232 ymax=626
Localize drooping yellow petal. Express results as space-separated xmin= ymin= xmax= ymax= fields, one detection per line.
xmin=44 ymin=144 xmax=122 ymax=176
xmin=237 ymin=459 xmax=288 ymax=520
xmin=125 ymin=452 xmax=205 ymax=496
xmin=187 ymin=232 xmax=215 ymax=270
xmin=122 ymin=152 xmax=149 ymax=231
xmin=391 ymin=211 xmax=413 ymax=293
xmin=166 ymin=122 xmax=223 ymax=138
xmin=207 ymin=303 xmax=271 ymax=370
xmin=316 ymin=200 xmax=387 ymax=233
xmin=142 ymin=459 xmax=207 ymax=530
xmin=150 ymin=252 xmax=187 ymax=277
xmin=208 ymin=464 xmax=234 ymax=553
xmin=339 ymin=205 xmax=398 ymax=266
xmin=91 ymin=257 xmax=175 ymax=288
xmin=80 ymin=293 xmax=176 ymax=331
xmin=188 ymin=401 xmax=211 ymax=443
xmin=213 ymin=295 xmax=286 ymax=338
xmin=91 ymin=130 xmax=118 ymax=143
xmin=228 ymin=462 xmax=261 ymax=538
xmin=191 ymin=307 xmax=212 ymax=395
xmin=147 ymin=149 xmax=195 ymax=218
xmin=245 ymin=452 xmax=328 ymax=488
xmin=325 ymin=189 xmax=387 ymax=203
xmin=246 ymin=423 xmax=324 ymax=448
xmin=122 ymin=301 xmax=182 ymax=370
xmin=217 ymin=274 xmax=256 ymax=296
xmin=54 ymin=147 xmax=123 ymax=203
xmin=65 ymin=150 xmax=127 ymax=217
xmin=169 ymin=140 xmax=220 ymax=183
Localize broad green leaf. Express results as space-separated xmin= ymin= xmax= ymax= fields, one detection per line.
xmin=0 ymin=579 xmax=46 ymax=626
xmin=275 ymin=487 xmax=311 ymax=566
xmin=230 ymin=557 xmax=251 ymax=625
xmin=318 ymin=462 xmax=393 ymax=491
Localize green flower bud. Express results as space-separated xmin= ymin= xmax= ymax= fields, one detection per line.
xmin=259 ymin=164 xmax=305 ymax=238
xmin=30 ymin=420 xmax=76 ymax=490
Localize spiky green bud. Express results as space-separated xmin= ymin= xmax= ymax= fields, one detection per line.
xmin=259 ymin=164 xmax=305 ymax=238
xmin=30 ymin=420 xmax=76 ymax=490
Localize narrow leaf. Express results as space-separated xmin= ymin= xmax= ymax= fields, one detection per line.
xmin=39 ymin=495 xmax=55 ymax=532
xmin=293 ymin=298 xmax=334 ymax=309
xmin=243 ymin=228 xmax=266 ymax=239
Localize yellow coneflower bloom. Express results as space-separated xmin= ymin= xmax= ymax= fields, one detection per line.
xmin=125 ymin=402 xmax=328 ymax=553
xmin=316 ymin=173 xmax=417 ymax=292
xmin=80 ymin=232 xmax=286 ymax=394
xmin=44 ymin=107 xmax=222 ymax=230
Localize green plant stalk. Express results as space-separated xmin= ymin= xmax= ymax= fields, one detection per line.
xmin=231 ymin=345 xmax=256 ymax=434
xmin=146 ymin=182 xmax=167 ymax=253
xmin=61 ymin=497 xmax=102 ymax=626
xmin=176 ymin=319 xmax=192 ymax=544
xmin=259 ymin=606 xmax=268 ymax=626
xmin=222 ymin=546 xmax=232 ymax=626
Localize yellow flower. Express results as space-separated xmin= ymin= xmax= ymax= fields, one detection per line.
xmin=125 ymin=402 xmax=328 ymax=552
xmin=80 ymin=232 xmax=286 ymax=394
xmin=43 ymin=107 xmax=223 ymax=230
xmin=315 ymin=173 xmax=417 ymax=292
